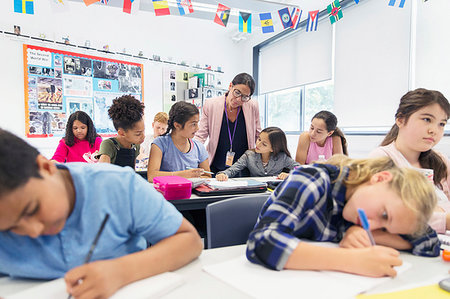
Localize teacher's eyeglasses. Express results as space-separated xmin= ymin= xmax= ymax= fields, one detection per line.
xmin=232 ymin=88 xmax=251 ymax=102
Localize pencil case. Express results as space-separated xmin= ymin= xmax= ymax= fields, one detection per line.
xmin=153 ymin=176 xmax=192 ymax=200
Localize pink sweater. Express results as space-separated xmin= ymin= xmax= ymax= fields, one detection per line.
xmin=52 ymin=137 xmax=102 ymax=163
xmin=369 ymin=142 xmax=450 ymax=233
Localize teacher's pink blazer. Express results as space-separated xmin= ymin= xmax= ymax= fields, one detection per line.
xmin=194 ymin=95 xmax=261 ymax=164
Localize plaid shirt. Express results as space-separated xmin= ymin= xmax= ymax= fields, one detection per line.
xmin=246 ymin=164 xmax=440 ymax=270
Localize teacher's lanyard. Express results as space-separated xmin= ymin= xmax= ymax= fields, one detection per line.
xmin=224 ymin=100 xmax=240 ymax=151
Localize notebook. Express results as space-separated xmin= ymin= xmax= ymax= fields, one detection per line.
xmin=5 ymin=272 xmax=184 ymax=299
xmin=193 ymin=179 xmax=267 ymax=196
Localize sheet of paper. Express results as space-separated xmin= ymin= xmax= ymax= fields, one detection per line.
xmin=5 ymin=272 xmax=184 ymax=299
xmin=357 ymin=283 xmax=450 ymax=299
xmin=203 ymin=255 xmax=411 ymax=299
xmin=206 ymin=179 xmax=249 ymax=189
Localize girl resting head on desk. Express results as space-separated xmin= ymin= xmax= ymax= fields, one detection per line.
xmin=215 ymin=127 xmax=299 ymax=181
xmin=147 ymin=101 xmax=211 ymax=182
xmin=247 ymin=155 xmax=440 ymax=278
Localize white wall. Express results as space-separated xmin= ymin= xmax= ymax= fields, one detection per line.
xmin=0 ymin=1 xmax=254 ymax=157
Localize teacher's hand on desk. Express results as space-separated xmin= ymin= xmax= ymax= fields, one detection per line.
xmin=215 ymin=173 xmax=228 ymax=181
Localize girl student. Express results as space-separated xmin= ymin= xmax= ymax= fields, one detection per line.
xmin=51 ymin=111 xmax=102 ymax=163
xmin=147 ymin=101 xmax=211 ymax=182
xmin=246 ymin=155 xmax=440 ymax=278
xmin=295 ymin=110 xmax=348 ymax=164
xmin=369 ymin=88 xmax=450 ymax=233
xmin=216 ymin=127 xmax=299 ymax=181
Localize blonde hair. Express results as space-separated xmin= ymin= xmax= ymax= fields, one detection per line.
xmin=153 ymin=112 xmax=169 ymax=124
xmin=327 ymin=155 xmax=437 ymax=235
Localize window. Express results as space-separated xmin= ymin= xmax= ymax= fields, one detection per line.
xmin=304 ymin=80 xmax=334 ymax=129
xmin=267 ymin=87 xmax=301 ymax=132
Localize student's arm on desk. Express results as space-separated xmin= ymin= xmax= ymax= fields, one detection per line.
xmin=284 ymin=242 xmax=402 ymax=278
xmin=98 ymin=154 xmax=111 ymax=163
xmin=340 ymin=226 xmax=412 ymax=250
xmin=147 ymin=144 xmax=204 ymax=182
xmin=65 ymin=218 xmax=202 ymax=299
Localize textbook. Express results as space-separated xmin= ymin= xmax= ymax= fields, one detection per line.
xmin=5 ymin=272 xmax=184 ymax=299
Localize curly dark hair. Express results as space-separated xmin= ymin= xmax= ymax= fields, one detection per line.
xmin=64 ymin=111 xmax=98 ymax=147
xmin=0 ymin=128 xmax=41 ymax=197
xmin=164 ymin=101 xmax=199 ymax=135
xmin=108 ymin=95 xmax=145 ymax=131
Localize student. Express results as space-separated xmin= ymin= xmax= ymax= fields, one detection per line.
xmin=216 ymin=127 xmax=299 ymax=181
xmin=247 ymin=155 xmax=440 ymax=277
xmin=147 ymin=101 xmax=211 ymax=182
xmin=369 ymin=88 xmax=450 ymax=233
xmin=51 ymin=111 xmax=102 ymax=163
xmin=0 ymin=128 xmax=202 ymax=299
xmin=295 ymin=110 xmax=348 ymax=164
xmin=98 ymin=95 xmax=145 ymax=168
xmin=136 ymin=112 xmax=169 ymax=170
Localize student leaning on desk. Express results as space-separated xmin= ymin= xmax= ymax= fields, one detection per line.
xmin=247 ymin=155 xmax=441 ymax=277
xmin=0 ymin=129 xmax=202 ymax=299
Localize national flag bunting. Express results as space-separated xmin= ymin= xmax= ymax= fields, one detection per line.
xmin=327 ymin=0 xmax=343 ymax=24
xmin=306 ymin=10 xmax=319 ymax=32
xmin=259 ymin=12 xmax=274 ymax=34
xmin=214 ymin=4 xmax=231 ymax=27
xmin=177 ymin=0 xmax=193 ymax=16
xmin=100 ymin=0 xmax=108 ymax=4
xmin=14 ymin=0 xmax=34 ymax=14
xmin=123 ymin=0 xmax=134 ymax=13
xmin=388 ymin=0 xmax=406 ymax=8
xmin=354 ymin=0 xmax=360 ymax=3
xmin=83 ymin=0 xmax=99 ymax=6
xmin=239 ymin=12 xmax=252 ymax=33
xmin=278 ymin=7 xmax=292 ymax=29
xmin=153 ymin=0 xmax=170 ymax=16
xmin=290 ymin=7 xmax=302 ymax=30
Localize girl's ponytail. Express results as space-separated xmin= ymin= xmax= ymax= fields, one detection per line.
xmin=332 ymin=127 xmax=348 ymax=156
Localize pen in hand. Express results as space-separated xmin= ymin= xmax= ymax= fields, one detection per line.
xmin=357 ymin=209 xmax=376 ymax=246
xmin=67 ymin=213 xmax=110 ymax=299
xmin=186 ymin=167 xmax=214 ymax=175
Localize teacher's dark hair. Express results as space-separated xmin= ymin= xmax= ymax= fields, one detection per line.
xmin=232 ymin=73 xmax=256 ymax=96
xmin=0 ymin=128 xmax=41 ymax=197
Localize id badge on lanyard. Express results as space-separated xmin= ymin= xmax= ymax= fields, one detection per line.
xmin=224 ymin=101 xmax=240 ymax=167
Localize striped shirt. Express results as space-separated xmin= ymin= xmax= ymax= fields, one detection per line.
xmin=246 ymin=164 xmax=440 ymax=270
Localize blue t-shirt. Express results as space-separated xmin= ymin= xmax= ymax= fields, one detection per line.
xmin=152 ymin=135 xmax=208 ymax=172
xmin=0 ymin=163 xmax=182 ymax=279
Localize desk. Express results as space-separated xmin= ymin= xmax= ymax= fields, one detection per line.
xmin=0 ymin=245 xmax=449 ymax=298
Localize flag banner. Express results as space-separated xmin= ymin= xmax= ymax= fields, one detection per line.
xmin=306 ymin=10 xmax=319 ymax=32
xmin=100 ymin=0 xmax=108 ymax=4
xmin=354 ymin=0 xmax=360 ymax=3
xmin=239 ymin=12 xmax=252 ymax=33
xmin=14 ymin=0 xmax=34 ymax=14
xmin=123 ymin=0 xmax=134 ymax=13
xmin=278 ymin=7 xmax=292 ymax=29
xmin=153 ymin=0 xmax=170 ymax=16
xmin=214 ymin=3 xmax=231 ymax=27
xmin=49 ymin=0 xmax=70 ymax=13
xmin=388 ymin=0 xmax=406 ymax=8
xmin=83 ymin=0 xmax=99 ymax=6
xmin=290 ymin=7 xmax=302 ymax=29
xmin=327 ymin=0 xmax=343 ymax=24
xmin=177 ymin=0 xmax=193 ymax=16
xmin=259 ymin=12 xmax=274 ymax=34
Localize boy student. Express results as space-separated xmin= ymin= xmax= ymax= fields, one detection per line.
xmin=0 ymin=128 xmax=202 ymax=299
xmin=98 ymin=95 xmax=145 ymax=168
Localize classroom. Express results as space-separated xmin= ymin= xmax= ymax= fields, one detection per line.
xmin=0 ymin=0 xmax=450 ymax=298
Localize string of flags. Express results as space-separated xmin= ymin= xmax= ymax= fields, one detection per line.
xmin=13 ymin=0 xmax=433 ymax=34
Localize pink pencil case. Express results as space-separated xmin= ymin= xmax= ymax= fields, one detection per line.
xmin=153 ymin=176 xmax=192 ymax=200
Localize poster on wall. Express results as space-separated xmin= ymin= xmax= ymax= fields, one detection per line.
xmin=23 ymin=44 xmax=144 ymax=137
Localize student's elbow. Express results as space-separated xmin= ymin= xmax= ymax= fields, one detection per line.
xmin=179 ymin=219 xmax=203 ymax=258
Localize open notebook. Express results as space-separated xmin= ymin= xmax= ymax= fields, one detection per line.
xmin=5 ymin=272 xmax=184 ymax=299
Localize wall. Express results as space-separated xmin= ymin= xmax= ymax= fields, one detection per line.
xmin=0 ymin=1 xmax=253 ymax=157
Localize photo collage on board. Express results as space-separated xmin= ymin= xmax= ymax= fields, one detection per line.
xmin=25 ymin=45 xmax=143 ymax=136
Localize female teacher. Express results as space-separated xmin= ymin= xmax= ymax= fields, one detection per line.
xmin=195 ymin=73 xmax=261 ymax=174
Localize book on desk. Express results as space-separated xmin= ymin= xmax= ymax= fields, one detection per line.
xmin=191 ymin=178 xmax=267 ymax=196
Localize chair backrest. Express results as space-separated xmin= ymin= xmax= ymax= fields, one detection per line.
xmin=206 ymin=194 xmax=269 ymax=249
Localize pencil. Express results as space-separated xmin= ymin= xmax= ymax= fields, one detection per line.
xmin=67 ymin=213 xmax=110 ymax=299
xmin=186 ymin=167 xmax=214 ymax=175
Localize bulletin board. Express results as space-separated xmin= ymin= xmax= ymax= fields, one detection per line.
xmin=23 ymin=44 xmax=144 ymax=137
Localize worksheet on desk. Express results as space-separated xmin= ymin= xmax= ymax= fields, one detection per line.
xmin=203 ymin=248 xmax=411 ymax=299
xmin=5 ymin=272 xmax=184 ymax=299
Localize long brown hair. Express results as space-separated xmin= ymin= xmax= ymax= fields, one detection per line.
xmin=381 ymin=88 xmax=450 ymax=187
xmin=312 ymin=110 xmax=348 ymax=155
xmin=262 ymin=127 xmax=291 ymax=157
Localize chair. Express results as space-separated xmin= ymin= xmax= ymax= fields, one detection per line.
xmin=206 ymin=194 xmax=269 ymax=249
